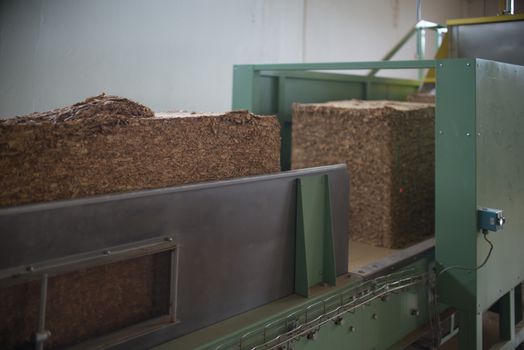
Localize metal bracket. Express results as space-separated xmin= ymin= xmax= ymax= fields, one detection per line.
xmin=0 ymin=236 xmax=177 ymax=287
xmin=34 ymin=273 xmax=50 ymax=350
xmin=294 ymin=174 xmax=337 ymax=297
xmin=477 ymin=207 xmax=506 ymax=232
xmin=3 ymin=237 xmax=180 ymax=350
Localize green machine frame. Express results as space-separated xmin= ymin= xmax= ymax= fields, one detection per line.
xmin=156 ymin=59 xmax=523 ymax=350
xmin=232 ymin=61 xmax=426 ymax=170
xmin=436 ymin=59 xmax=524 ymax=349
xmin=158 ymin=244 xmax=435 ymax=350
xmin=229 ymin=59 xmax=524 ymax=349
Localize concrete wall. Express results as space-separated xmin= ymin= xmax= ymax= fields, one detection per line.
xmin=0 ymin=0 xmax=485 ymax=117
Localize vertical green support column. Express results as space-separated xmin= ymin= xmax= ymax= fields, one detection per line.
xmin=457 ymin=310 xmax=483 ymax=349
xmin=277 ymin=75 xmax=292 ymax=171
xmin=516 ymin=284 xmax=523 ymax=326
xmin=515 ymin=284 xmax=523 ymax=350
xmin=498 ymin=285 xmax=524 ymax=349
xmin=437 ymin=59 xmax=524 ymax=349
xmin=295 ymin=175 xmax=337 ymax=297
xmin=435 ymin=58 xmax=480 ymax=350
xmin=499 ymin=288 xmax=516 ymax=342
xmin=232 ymin=65 xmax=260 ymax=112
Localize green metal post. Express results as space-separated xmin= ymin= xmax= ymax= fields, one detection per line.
xmin=435 ymin=59 xmax=478 ymax=308
xmin=516 ymin=284 xmax=523 ymax=325
xmin=277 ymin=76 xmax=292 ymax=171
xmin=416 ymin=28 xmax=426 ymax=82
xmin=457 ymin=310 xmax=483 ymax=349
xmin=232 ymin=65 xmax=259 ymax=111
xmin=500 ymin=288 xmax=516 ymax=342
xmin=498 ymin=285 xmax=524 ymax=349
xmin=516 ymin=284 xmax=524 ymax=350
xmin=435 ymin=59 xmax=479 ymax=350
xmin=252 ymin=60 xmax=435 ymax=71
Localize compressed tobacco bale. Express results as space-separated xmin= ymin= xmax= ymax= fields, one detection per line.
xmin=407 ymin=92 xmax=435 ymax=104
xmin=0 ymin=94 xmax=280 ymax=207
xmin=0 ymin=94 xmax=280 ymax=348
xmin=292 ymin=99 xmax=434 ymax=249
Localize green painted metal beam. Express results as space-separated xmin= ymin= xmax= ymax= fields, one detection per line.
xmin=261 ymin=70 xmax=419 ymax=86
xmin=435 ymin=58 xmax=481 ymax=350
xmin=435 ymin=58 xmax=478 ymax=312
xmin=248 ymin=59 xmax=436 ymax=72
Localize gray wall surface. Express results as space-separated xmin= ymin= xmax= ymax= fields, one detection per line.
xmin=0 ymin=0 xmax=491 ymax=117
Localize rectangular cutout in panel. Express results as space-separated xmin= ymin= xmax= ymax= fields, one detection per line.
xmin=0 ymin=249 xmax=176 ymax=349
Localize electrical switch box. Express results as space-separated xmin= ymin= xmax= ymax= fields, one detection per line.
xmin=477 ymin=208 xmax=506 ymax=232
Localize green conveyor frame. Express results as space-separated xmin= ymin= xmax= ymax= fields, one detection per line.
xmin=222 ymin=58 xmax=524 ymax=350
xmin=231 ymin=60 xmax=426 ymax=171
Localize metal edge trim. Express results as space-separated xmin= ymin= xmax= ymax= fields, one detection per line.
xmin=0 ymin=164 xmax=347 ymax=216
xmin=352 ymin=238 xmax=435 ymax=280
xmin=447 ymin=14 xmax=524 ymax=26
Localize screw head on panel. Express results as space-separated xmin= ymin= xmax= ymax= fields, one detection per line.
xmin=348 ymin=326 xmax=356 ymax=333
xmin=466 ymin=132 xmax=471 ymax=136
xmin=372 ymin=313 xmax=378 ymax=320
xmin=411 ymin=309 xmax=420 ymax=316
xmin=103 ymin=250 xmax=112 ymax=255
xmin=466 ymin=63 xmax=471 ymax=67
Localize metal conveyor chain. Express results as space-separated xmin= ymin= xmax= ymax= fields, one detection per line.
xmin=211 ymin=267 xmax=428 ymax=350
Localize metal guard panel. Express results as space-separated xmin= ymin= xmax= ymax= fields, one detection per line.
xmin=0 ymin=165 xmax=349 ymax=348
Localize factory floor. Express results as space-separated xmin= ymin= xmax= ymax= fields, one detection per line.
xmin=348 ymin=240 xmax=524 ymax=349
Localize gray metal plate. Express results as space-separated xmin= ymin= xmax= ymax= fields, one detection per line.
xmin=475 ymin=60 xmax=524 ymax=310
xmin=449 ymin=21 xmax=524 ymax=66
xmin=0 ymin=165 xmax=349 ymax=349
